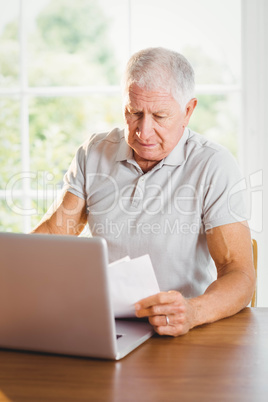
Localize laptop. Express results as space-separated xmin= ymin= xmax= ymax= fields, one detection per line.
xmin=0 ymin=232 xmax=154 ymax=360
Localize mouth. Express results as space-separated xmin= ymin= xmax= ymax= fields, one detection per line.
xmin=137 ymin=141 xmax=157 ymax=148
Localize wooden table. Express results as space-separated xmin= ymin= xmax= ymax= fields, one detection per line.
xmin=0 ymin=307 xmax=268 ymax=402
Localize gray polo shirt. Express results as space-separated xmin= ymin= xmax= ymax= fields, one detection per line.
xmin=63 ymin=127 xmax=247 ymax=298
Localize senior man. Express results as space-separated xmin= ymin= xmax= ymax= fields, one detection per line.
xmin=33 ymin=47 xmax=255 ymax=337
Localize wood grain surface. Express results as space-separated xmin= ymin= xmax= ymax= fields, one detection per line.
xmin=0 ymin=308 xmax=268 ymax=402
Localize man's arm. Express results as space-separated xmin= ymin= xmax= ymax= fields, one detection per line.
xmin=135 ymin=221 xmax=256 ymax=336
xmin=32 ymin=191 xmax=87 ymax=236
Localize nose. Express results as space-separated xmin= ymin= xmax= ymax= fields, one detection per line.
xmin=136 ymin=116 xmax=154 ymax=141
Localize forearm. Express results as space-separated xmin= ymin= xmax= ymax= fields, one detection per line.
xmin=135 ymin=222 xmax=256 ymax=337
xmin=31 ymin=218 xmax=69 ymax=235
xmin=188 ymin=267 xmax=256 ymax=329
xmin=32 ymin=214 xmax=87 ymax=236
xmin=31 ymin=191 xmax=87 ymax=236
xmin=31 ymin=220 xmax=54 ymax=234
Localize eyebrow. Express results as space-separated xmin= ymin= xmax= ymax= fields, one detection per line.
xmin=127 ymin=106 xmax=168 ymax=114
xmin=127 ymin=106 xmax=140 ymax=112
xmin=153 ymin=110 xmax=168 ymax=114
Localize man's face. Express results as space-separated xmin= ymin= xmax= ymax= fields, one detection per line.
xmin=124 ymin=84 xmax=197 ymax=172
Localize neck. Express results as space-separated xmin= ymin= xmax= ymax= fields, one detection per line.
xmin=134 ymin=153 xmax=159 ymax=173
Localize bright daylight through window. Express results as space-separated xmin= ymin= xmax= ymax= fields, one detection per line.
xmin=0 ymin=0 xmax=241 ymax=233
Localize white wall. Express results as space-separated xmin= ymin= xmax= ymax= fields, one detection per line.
xmin=242 ymin=0 xmax=268 ymax=306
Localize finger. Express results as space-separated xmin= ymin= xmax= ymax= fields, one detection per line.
xmin=149 ymin=311 xmax=188 ymax=327
xmin=153 ymin=318 xmax=191 ymax=337
xmin=135 ymin=291 xmax=180 ymax=311
xmin=138 ymin=303 xmax=185 ymax=319
xmin=136 ymin=300 xmax=186 ymax=319
xmin=153 ymin=323 xmax=183 ymax=337
xmin=149 ymin=314 xmax=171 ymax=327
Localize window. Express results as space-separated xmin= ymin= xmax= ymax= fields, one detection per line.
xmin=2 ymin=0 xmax=268 ymax=306
xmin=0 ymin=0 xmax=242 ymax=234
xmin=241 ymin=0 xmax=268 ymax=307
xmin=1 ymin=0 xmax=241 ymax=234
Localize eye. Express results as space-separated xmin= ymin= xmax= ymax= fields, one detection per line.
xmin=124 ymin=109 xmax=141 ymax=118
xmin=154 ymin=114 xmax=165 ymax=119
xmin=133 ymin=112 xmax=143 ymax=117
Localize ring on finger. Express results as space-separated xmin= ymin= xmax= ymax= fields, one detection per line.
xmin=165 ymin=315 xmax=170 ymax=326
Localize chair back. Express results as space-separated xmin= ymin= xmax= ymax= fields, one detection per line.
xmin=251 ymin=239 xmax=258 ymax=307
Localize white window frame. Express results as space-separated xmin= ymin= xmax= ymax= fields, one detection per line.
xmin=241 ymin=0 xmax=268 ymax=307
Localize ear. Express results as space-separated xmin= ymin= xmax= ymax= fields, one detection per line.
xmin=183 ymin=98 xmax=198 ymax=126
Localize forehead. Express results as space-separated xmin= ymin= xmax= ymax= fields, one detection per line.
xmin=125 ymin=84 xmax=179 ymax=111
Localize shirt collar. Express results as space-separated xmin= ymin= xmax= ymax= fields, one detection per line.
xmin=115 ymin=131 xmax=133 ymax=162
xmin=163 ymin=127 xmax=190 ymax=167
xmin=116 ymin=127 xmax=190 ymax=166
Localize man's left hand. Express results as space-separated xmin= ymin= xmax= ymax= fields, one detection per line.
xmin=135 ymin=291 xmax=195 ymax=336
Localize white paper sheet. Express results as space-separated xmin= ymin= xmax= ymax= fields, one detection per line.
xmin=108 ymin=254 xmax=160 ymax=318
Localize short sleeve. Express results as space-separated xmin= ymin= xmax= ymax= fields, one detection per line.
xmin=63 ymin=144 xmax=87 ymax=200
xmin=202 ymin=149 xmax=249 ymax=231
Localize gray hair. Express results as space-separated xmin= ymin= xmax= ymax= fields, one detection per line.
xmin=122 ymin=47 xmax=195 ymax=109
